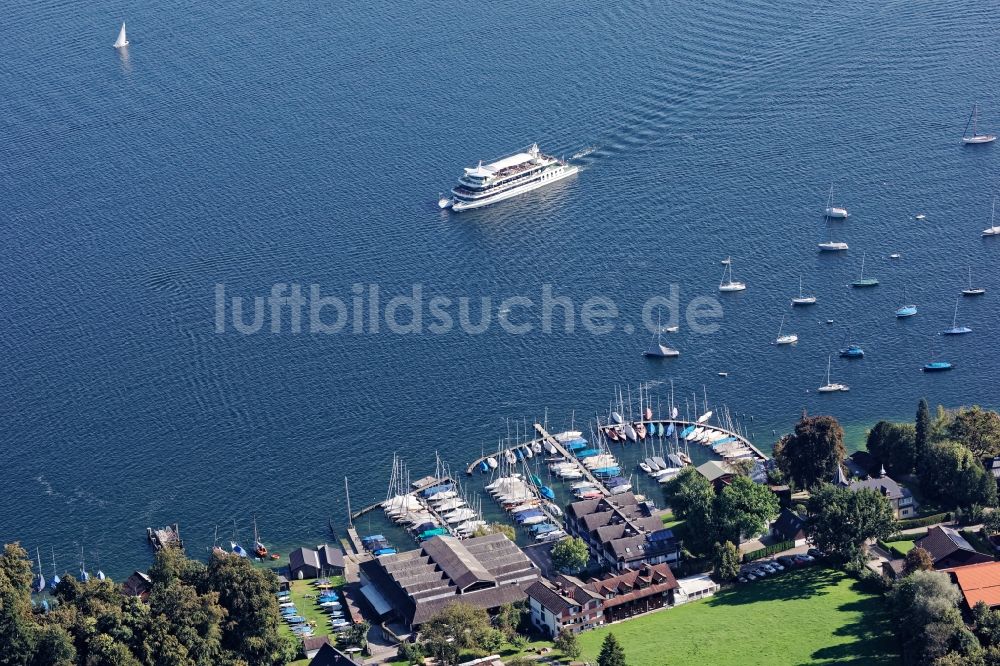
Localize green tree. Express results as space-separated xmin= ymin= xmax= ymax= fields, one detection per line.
xmin=890 ymin=570 xmax=971 ymax=664
xmin=917 ymin=398 xmax=933 ymax=466
xmin=494 ymin=601 xmax=525 ymax=640
xmin=774 ymin=415 xmax=846 ymax=489
xmin=904 ymin=547 xmax=934 ymax=575
xmin=340 ymin=620 xmax=371 ymax=654
xmin=421 ymin=602 xmax=494 ymax=664
xmin=922 ymin=441 xmax=998 ymax=509
xmin=396 ymin=641 xmax=424 ymax=665
xmin=550 ymin=537 xmax=589 ymax=574
xmin=146 ymin=579 xmax=225 ymax=665
xmin=663 ymin=467 xmax=716 ymax=554
xmin=806 ymin=484 xmax=896 ymax=565
xmin=30 ymin=625 xmax=76 ymax=666
xmin=206 ymin=552 xmax=295 ymax=664
xmin=948 ymin=406 xmax=1000 ymax=458
xmin=597 ymin=632 xmax=627 ymax=666
xmin=554 ymin=628 xmax=581 ymax=659
xmin=983 ymin=511 xmax=1000 ymax=536
xmin=714 ymin=476 xmax=780 ymax=543
xmin=712 ymin=541 xmax=741 ymax=582
xmin=0 ymin=542 xmax=39 ymax=666
xmin=867 ymin=421 xmax=918 ymax=476
xmin=727 ymin=458 xmax=757 ymax=478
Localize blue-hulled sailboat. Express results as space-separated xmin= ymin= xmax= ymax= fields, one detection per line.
xmin=50 ymin=548 xmax=60 ymax=590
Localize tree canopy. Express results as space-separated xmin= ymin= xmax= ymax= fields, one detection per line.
xmin=714 ymin=475 xmax=780 ymax=543
xmin=0 ymin=543 xmax=295 ymax=666
xmin=550 ymin=537 xmax=589 ymax=574
xmin=806 ymin=484 xmax=896 ymax=565
xmin=712 ymin=541 xmax=741 ymax=582
xmin=890 ymin=570 xmax=979 ymax=665
xmin=597 ymin=632 xmax=627 ymax=666
xmin=921 ymin=440 xmax=997 ymax=509
xmin=946 ymin=406 xmax=1000 ymax=458
xmin=774 ymin=415 xmax=846 ymax=488
xmin=916 ymin=398 xmax=932 ymax=466
xmin=867 ymin=421 xmax=917 ymax=477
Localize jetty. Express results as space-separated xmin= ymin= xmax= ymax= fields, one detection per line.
xmin=465 ymin=420 xmax=767 ymax=478
xmin=146 ymin=524 xmax=183 ymax=551
xmin=349 ymin=475 xmax=446 ymax=521
xmin=534 ymin=423 xmax=612 ymax=496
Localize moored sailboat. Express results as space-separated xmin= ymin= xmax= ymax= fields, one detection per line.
xmin=982 ymin=197 xmax=1000 ymax=236
xmin=718 ymin=258 xmax=746 ymax=292
xmin=823 ymin=184 xmax=849 ymax=218
xmin=791 ymin=276 xmax=817 ymax=306
xmin=962 ymin=266 xmax=986 ymax=296
xmin=817 ymin=355 xmax=849 ymax=392
xmin=942 ymin=297 xmax=972 ymax=335
xmin=962 ymin=104 xmax=996 ymax=144
xmin=774 ymin=314 xmax=798 ymax=345
xmin=850 ymin=251 xmax=878 ymax=287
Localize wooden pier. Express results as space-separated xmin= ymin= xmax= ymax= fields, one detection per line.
xmin=464 ymin=420 xmax=767 ymax=479
xmin=534 ymin=423 xmax=612 ymax=496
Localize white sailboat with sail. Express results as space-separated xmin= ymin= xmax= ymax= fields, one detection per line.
xmin=718 ymin=257 xmax=746 ymax=292
xmin=963 ymin=266 xmax=986 ymax=296
xmin=818 ymin=223 xmax=848 ymax=252
xmin=962 ymin=104 xmax=996 ymax=144
xmin=823 ymin=184 xmax=849 ymax=218
xmin=774 ymin=314 xmax=798 ymax=345
xmin=113 ymin=22 xmax=129 ymax=49
xmin=643 ymin=309 xmax=679 ymax=358
xmin=791 ymin=276 xmax=817 ymax=305
xmin=982 ymin=197 xmax=1000 ymax=236
xmin=942 ymin=297 xmax=972 ymax=335
xmin=817 ymin=355 xmax=849 ymax=392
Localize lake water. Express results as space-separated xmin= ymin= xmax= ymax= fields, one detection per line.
xmin=2 ymin=0 xmax=998 ymax=577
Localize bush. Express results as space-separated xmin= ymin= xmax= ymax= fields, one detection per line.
xmin=883 ymin=530 xmax=929 ymax=542
xmin=898 ymin=513 xmax=951 ymax=530
xmin=742 ymin=540 xmax=795 ymax=563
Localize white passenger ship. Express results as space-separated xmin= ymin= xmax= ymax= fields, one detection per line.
xmin=438 ymin=144 xmax=578 ymax=211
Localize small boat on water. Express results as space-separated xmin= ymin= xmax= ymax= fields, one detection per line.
xmin=252 ymin=515 xmax=268 ymax=559
xmin=774 ymin=314 xmax=798 ymax=345
xmin=894 ymin=288 xmax=917 ymax=318
xmin=823 ymin=184 xmax=849 ymax=219
xmin=643 ymin=309 xmax=680 ymax=358
xmin=487 ymin=456 xmax=498 ymax=469
xmin=818 ymin=223 xmax=848 ymax=252
xmin=623 ymin=424 xmax=638 ymax=442
xmin=611 ymin=412 xmax=623 ymax=425
xmin=915 ymin=214 xmax=926 ymax=220
xmin=720 ymin=257 xmax=731 ymax=265
xmin=818 ymin=355 xmax=849 ymax=392
xmin=851 ymin=251 xmax=879 ymax=287
xmin=982 ymin=198 xmax=1000 ymax=237
xmin=942 ymin=298 xmax=972 ymax=335
xmin=697 ymin=411 xmax=713 ymax=424
xmin=889 ymin=253 xmax=901 ymax=259
xmin=33 ymin=548 xmax=45 ymax=593
xmin=923 ymin=361 xmax=954 ymax=372
xmin=962 ymin=267 xmax=986 ymax=296
xmin=635 ymin=422 xmax=647 ymax=439
xmin=962 ymin=104 xmax=997 ymax=144
xmin=791 ymin=276 xmax=817 ymax=306
xmin=113 ymin=22 xmax=129 ymax=49
xmin=839 ymin=344 xmax=864 ymax=359
xmin=718 ymin=258 xmax=746 ymax=292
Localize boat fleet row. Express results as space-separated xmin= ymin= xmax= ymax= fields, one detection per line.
xmin=277 ymin=580 xmax=347 ymax=639
xmin=484 ymin=473 xmax=566 ymax=542
xmin=383 ymin=457 xmax=486 ymax=542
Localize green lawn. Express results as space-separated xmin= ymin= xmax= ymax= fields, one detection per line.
xmin=279 ymin=577 xmax=346 ymax=664
xmin=885 ymin=540 xmax=916 ymax=557
xmin=577 ymin=568 xmax=900 ymax=666
xmin=661 ymin=512 xmax=684 ymax=530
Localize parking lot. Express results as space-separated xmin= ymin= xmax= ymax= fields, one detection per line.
xmin=738 ymin=549 xmax=824 ymax=583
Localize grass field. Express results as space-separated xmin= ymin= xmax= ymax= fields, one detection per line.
xmin=885 ymin=540 xmax=916 ymax=557
xmin=576 ymin=567 xmax=900 ymax=666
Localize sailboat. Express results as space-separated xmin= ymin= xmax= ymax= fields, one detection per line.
xmin=818 ymin=223 xmax=849 ymax=252
xmin=817 ymin=355 xmax=849 ymax=392
xmin=791 ymin=276 xmax=817 ymax=306
xmin=113 ymin=22 xmax=129 ymax=49
xmin=774 ymin=314 xmax=798 ymax=345
xmin=51 ymin=548 xmax=61 ymax=590
xmin=253 ymin=515 xmax=268 ymax=559
xmin=34 ymin=548 xmax=46 ymax=593
xmin=643 ymin=308 xmax=680 ymax=358
xmin=894 ymin=287 xmax=917 ymax=318
xmin=77 ymin=547 xmax=89 ymax=582
xmin=718 ymin=257 xmax=746 ymax=292
xmin=923 ymin=360 xmax=954 ymax=372
xmin=850 ymin=251 xmax=879 ymax=287
xmin=982 ymin=197 xmax=1000 ymax=237
xmin=963 ymin=266 xmax=986 ymax=296
xmin=823 ymin=184 xmax=849 ymax=219
xmin=962 ymin=104 xmax=996 ymax=144
xmin=231 ymin=520 xmax=248 ymax=558
xmin=942 ymin=297 xmax=972 ymax=335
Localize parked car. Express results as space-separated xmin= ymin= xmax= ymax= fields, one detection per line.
xmin=762 ymin=564 xmax=777 ymax=574
xmin=738 ymin=576 xmax=748 ymax=584
xmin=746 ymin=574 xmax=757 ymax=581
xmin=753 ymin=568 xmax=768 ymax=577
xmin=769 ymin=561 xmax=785 ymax=572
xmin=807 ymin=548 xmax=825 ymax=559
xmin=792 ymin=554 xmax=811 ymax=565
xmin=777 ymin=555 xmax=797 ymax=568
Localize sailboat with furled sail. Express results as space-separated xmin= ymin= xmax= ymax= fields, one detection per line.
xmin=962 ymin=104 xmax=996 ymax=144
xmin=34 ymin=548 xmax=46 ymax=593
xmin=643 ymin=308 xmax=679 ymax=358
xmin=50 ymin=548 xmax=61 ymax=590
xmin=113 ymin=22 xmax=129 ymax=49
xmin=253 ymin=514 xmax=268 ymax=559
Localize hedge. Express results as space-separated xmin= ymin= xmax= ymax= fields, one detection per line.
xmin=897 ymin=512 xmax=951 ymax=530
xmin=883 ymin=530 xmax=928 ymax=543
xmin=742 ymin=540 xmax=795 ymax=563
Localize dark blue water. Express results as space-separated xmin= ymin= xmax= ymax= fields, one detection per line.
xmin=2 ymin=0 xmax=998 ymax=577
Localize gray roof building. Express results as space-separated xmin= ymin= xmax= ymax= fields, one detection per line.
xmin=358 ymin=534 xmax=538 ymax=628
